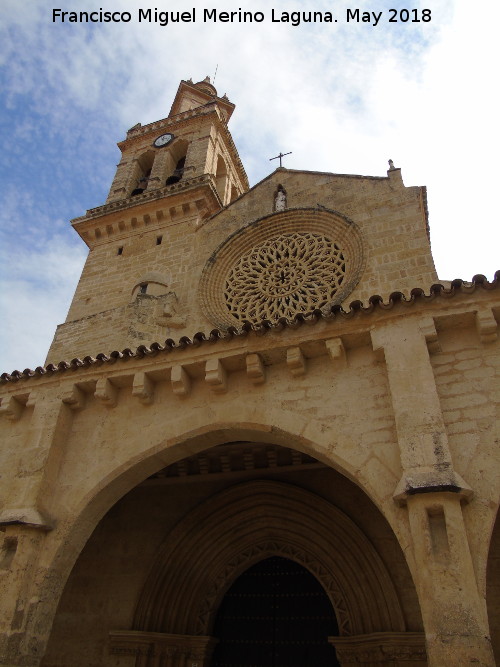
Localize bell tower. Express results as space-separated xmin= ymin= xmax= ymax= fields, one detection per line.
xmin=47 ymin=78 xmax=249 ymax=364
xmin=106 ymin=77 xmax=246 ymax=205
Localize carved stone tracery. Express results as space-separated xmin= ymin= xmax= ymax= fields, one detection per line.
xmin=199 ymin=208 xmax=366 ymax=328
xmin=224 ymin=232 xmax=346 ymax=322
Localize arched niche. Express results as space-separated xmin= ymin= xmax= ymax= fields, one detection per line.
xmin=274 ymin=183 xmax=287 ymax=211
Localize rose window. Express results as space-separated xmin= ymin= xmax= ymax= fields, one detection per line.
xmin=223 ymin=232 xmax=346 ymax=322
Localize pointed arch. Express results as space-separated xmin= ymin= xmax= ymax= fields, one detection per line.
xmin=211 ymin=555 xmax=340 ymax=666
xmin=133 ymin=480 xmax=406 ymax=637
xmin=22 ymin=419 xmax=419 ymax=665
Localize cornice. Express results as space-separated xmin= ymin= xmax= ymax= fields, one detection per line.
xmin=122 ymin=102 xmax=221 ymax=143
xmin=75 ymin=174 xmax=220 ymax=222
xmin=1 ymin=272 xmax=498 ymax=384
xmin=71 ymin=175 xmax=222 ymax=247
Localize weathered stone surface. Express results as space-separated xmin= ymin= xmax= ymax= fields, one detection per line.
xmin=1 ymin=79 xmax=499 ymax=667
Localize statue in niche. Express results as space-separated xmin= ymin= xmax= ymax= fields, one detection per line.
xmin=156 ymin=292 xmax=186 ymax=329
xmin=274 ymin=185 xmax=287 ymax=212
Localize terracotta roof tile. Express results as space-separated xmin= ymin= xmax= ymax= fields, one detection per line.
xmin=1 ymin=272 xmax=498 ymax=383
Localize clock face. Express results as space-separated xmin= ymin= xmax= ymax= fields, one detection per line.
xmin=153 ymin=133 xmax=174 ymax=148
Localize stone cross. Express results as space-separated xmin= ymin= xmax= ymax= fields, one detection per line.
xmin=270 ymin=151 xmax=292 ymax=168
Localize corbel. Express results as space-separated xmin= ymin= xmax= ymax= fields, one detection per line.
xmin=476 ymin=308 xmax=498 ymax=343
xmin=246 ymin=353 xmax=266 ymax=385
xmin=205 ymin=358 xmax=228 ymax=393
xmin=419 ymin=316 xmax=441 ymax=354
xmin=94 ymin=378 xmax=119 ymax=408
xmin=0 ymin=394 xmax=24 ymax=421
xmin=62 ymin=384 xmax=86 ymax=411
xmin=287 ymin=347 xmax=306 ymax=377
xmin=325 ymin=337 xmax=347 ymax=368
xmin=370 ymin=330 xmax=386 ymax=362
xmin=132 ymin=372 xmax=154 ymax=405
xmin=171 ymin=365 xmax=191 ymax=397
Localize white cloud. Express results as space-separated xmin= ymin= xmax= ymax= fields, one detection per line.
xmin=0 ymin=241 xmax=86 ymax=374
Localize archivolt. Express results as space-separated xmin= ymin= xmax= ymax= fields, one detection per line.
xmin=133 ymin=480 xmax=405 ymax=637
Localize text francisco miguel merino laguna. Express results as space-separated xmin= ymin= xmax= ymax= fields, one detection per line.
xmin=52 ymin=7 xmax=432 ymax=26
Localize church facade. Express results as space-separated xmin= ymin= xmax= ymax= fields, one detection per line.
xmin=0 ymin=79 xmax=499 ymax=667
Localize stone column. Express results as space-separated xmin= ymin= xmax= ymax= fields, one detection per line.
xmin=148 ymin=148 xmax=172 ymax=190
xmin=371 ymin=317 xmax=494 ymax=666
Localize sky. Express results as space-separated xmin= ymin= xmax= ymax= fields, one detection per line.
xmin=0 ymin=0 xmax=498 ymax=374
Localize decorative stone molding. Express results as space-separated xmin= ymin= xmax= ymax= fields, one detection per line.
xmin=393 ymin=470 xmax=473 ymax=506
xmin=329 ymin=631 xmax=427 ymax=665
xmin=199 ymin=208 xmax=366 ymax=328
xmin=133 ymin=481 xmax=406 ymax=639
xmin=72 ymin=174 xmax=223 ymax=248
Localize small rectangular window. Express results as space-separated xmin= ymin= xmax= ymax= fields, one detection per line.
xmin=117 ymin=246 xmax=123 ymax=255
xmin=156 ymin=236 xmax=163 ymax=245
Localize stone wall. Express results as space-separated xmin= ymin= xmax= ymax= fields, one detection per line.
xmin=1 ymin=282 xmax=498 ymax=666
xmin=47 ymin=168 xmax=437 ymax=365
